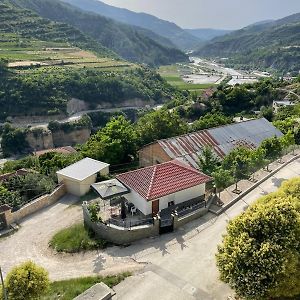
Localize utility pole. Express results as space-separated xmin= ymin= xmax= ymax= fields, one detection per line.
xmin=0 ymin=266 xmax=8 ymax=300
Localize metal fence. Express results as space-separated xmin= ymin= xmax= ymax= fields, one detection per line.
xmin=176 ymin=201 xmax=206 ymax=218
xmin=108 ymin=217 xmax=154 ymax=229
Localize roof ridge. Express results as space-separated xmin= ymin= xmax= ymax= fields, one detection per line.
xmin=147 ymin=164 xmax=158 ymax=199
xmin=172 ymin=159 xmax=211 ymax=179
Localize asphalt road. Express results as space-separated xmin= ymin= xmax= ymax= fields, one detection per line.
xmin=112 ymin=158 xmax=300 ymax=300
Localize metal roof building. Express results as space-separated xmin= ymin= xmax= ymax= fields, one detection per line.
xmin=139 ymin=118 xmax=283 ymax=169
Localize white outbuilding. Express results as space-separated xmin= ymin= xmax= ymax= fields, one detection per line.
xmin=57 ymin=158 xmax=110 ymax=196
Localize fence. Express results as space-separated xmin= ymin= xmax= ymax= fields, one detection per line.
xmin=108 ymin=217 xmax=154 ymax=229
xmin=176 ymin=201 xmax=206 ymax=218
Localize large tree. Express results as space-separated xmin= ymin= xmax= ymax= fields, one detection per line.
xmin=216 ymin=178 xmax=300 ymax=300
xmin=135 ymin=110 xmax=188 ymax=146
xmin=81 ymin=115 xmax=137 ymax=165
xmin=197 ymin=146 xmax=220 ymax=176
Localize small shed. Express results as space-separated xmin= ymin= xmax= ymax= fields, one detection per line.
xmin=57 ymin=158 xmax=110 ymax=196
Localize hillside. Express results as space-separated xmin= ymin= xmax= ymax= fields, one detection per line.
xmin=61 ymin=0 xmax=202 ymax=50
xmin=195 ymin=13 xmax=300 ymax=73
xmin=10 ymin=0 xmax=188 ymax=66
xmin=184 ymin=28 xmax=232 ymax=41
xmin=0 ymin=0 xmax=115 ymax=59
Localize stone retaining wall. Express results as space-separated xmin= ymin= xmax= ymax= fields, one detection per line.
xmin=83 ymin=204 xmax=160 ymax=245
xmin=3 ymin=184 xmax=67 ymax=226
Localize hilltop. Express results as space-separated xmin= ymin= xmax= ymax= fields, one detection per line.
xmin=61 ymin=0 xmax=202 ymax=50
xmin=195 ymin=13 xmax=300 ymax=73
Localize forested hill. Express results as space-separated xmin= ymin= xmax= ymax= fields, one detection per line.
xmin=10 ymin=0 xmax=188 ymax=66
xmin=61 ymin=0 xmax=202 ymax=50
xmin=195 ymin=13 xmax=300 ymax=73
xmin=0 ymin=0 xmax=115 ymax=58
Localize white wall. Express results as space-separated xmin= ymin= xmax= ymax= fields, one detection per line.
xmin=158 ymin=184 xmax=205 ymax=211
xmin=124 ymin=183 xmax=206 ymax=216
xmin=57 ymin=174 xmax=97 ymax=196
xmin=124 ymin=190 xmax=152 ymax=216
xmin=100 ymin=166 xmax=109 ymax=176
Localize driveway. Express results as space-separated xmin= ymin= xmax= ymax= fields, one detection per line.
xmin=0 ymin=195 xmax=142 ymax=280
xmin=1 ymin=158 xmax=299 ymax=299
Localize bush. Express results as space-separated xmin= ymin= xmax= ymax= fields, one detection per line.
xmin=216 ymin=178 xmax=300 ymax=300
xmin=49 ymin=223 xmax=106 ymax=253
xmin=5 ymin=261 xmax=49 ymax=300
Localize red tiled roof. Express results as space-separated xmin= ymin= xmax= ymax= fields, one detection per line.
xmin=116 ymin=160 xmax=212 ymax=201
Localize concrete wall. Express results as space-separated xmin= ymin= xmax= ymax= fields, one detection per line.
xmin=173 ymin=206 xmax=208 ymax=230
xmin=4 ymin=184 xmax=67 ymax=225
xmin=58 ymin=174 xmax=97 ymax=196
xmin=139 ymin=143 xmax=171 ymax=167
xmin=83 ymin=204 xmax=159 ymax=245
xmin=158 ymin=184 xmax=205 ymax=211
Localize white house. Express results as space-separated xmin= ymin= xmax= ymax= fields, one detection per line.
xmin=57 ymin=158 xmax=110 ymax=196
xmin=116 ymin=160 xmax=212 ymax=216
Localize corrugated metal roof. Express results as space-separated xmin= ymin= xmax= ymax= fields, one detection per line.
xmin=157 ymin=118 xmax=283 ymax=169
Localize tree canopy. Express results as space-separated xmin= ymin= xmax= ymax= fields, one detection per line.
xmin=216 ymin=177 xmax=300 ymax=300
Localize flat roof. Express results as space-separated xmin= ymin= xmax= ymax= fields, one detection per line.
xmin=56 ymin=158 xmax=110 ymax=182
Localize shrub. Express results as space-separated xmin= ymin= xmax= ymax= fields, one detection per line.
xmin=5 ymin=261 xmax=49 ymax=300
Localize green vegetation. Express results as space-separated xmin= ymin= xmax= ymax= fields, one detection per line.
xmin=48 ymin=115 xmax=92 ymax=133
xmin=0 ymin=1 xmax=114 ymax=59
xmin=8 ymin=0 xmax=187 ymax=66
xmin=49 ymin=223 xmax=107 ymax=253
xmin=0 ymin=67 xmax=179 ymax=120
xmin=3 ymin=261 xmax=50 ymax=300
xmin=216 ymin=177 xmax=300 ymax=299
xmin=42 ymin=273 xmax=130 ymax=300
xmin=0 ymin=172 xmax=56 ymax=210
xmin=191 ymin=113 xmax=233 ymax=131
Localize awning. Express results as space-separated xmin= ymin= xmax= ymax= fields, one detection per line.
xmin=91 ymin=179 xmax=130 ymax=200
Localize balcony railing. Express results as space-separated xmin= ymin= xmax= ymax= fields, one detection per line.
xmin=107 ymin=217 xmax=154 ymax=229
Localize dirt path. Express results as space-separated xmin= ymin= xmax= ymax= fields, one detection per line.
xmin=0 ymin=195 xmax=142 ymax=280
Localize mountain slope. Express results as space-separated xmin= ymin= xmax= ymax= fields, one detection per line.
xmin=195 ymin=13 xmax=300 ymax=72
xmin=185 ymin=28 xmax=232 ymax=41
xmin=10 ymin=0 xmax=188 ymax=66
xmin=61 ymin=0 xmax=201 ymax=50
xmin=0 ymin=0 xmax=115 ymax=58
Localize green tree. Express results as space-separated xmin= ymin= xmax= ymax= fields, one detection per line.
xmin=197 ymin=146 xmax=220 ymax=176
xmin=216 ymin=178 xmax=300 ymax=300
xmin=191 ymin=113 xmax=233 ymax=132
xmin=135 ymin=110 xmax=188 ymax=146
xmin=5 ymin=261 xmax=50 ymax=300
xmin=248 ymin=147 xmax=266 ymax=181
xmin=212 ymin=168 xmax=233 ymax=199
xmin=222 ymin=147 xmax=252 ymax=191
xmin=259 ymin=136 xmax=283 ymax=170
xmin=81 ymin=115 xmax=137 ymax=165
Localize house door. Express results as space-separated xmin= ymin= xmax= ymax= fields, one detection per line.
xmin=152 ymin=199 xmax=159 ymax=216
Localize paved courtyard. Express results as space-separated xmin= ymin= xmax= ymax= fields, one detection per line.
xmin=0 ymin=156 xmax=299 ymax=299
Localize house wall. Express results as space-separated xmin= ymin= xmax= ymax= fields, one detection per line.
xmin=124 ymin=184 xmax=206 ymax=215
xmin=139 ymin=143 xmax=171 ymax=168
xmin=100 ymin=166 xmax=109 ymax=176
xmin=123 ymin=190 xmax=152 ymax=216
xmin=57 ymin=174 xmax=97 ymax=196
xmin=157 ymin=184 xmax=205 ymax=211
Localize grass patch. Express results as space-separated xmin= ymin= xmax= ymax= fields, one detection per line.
xmin=49 ymin=223 xmax=107 ymax=253
xmin=42 ymin=273 xmax=131 ymax=300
